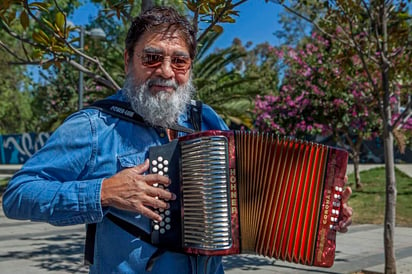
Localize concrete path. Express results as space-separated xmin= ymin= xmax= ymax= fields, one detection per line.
xmin=1 ymin=206 xmax=411 ymax=274
xmin=345 ymin=164 xmax=412 ymax=177
xmin=1 ymin=164 xmax=411 ymax=273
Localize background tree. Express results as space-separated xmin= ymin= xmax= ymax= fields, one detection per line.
xmin=0 ymin=29 xmax=33 ymax=134
xmin=254 ymin=32 xmax=384 ymax=190
xmin=194 ymin=31 xmax=280 ymax=128
xmin=0 ymin=0 xmax=256 ymax=132
xmin=266 ymin=1 xmax=412 ymax=272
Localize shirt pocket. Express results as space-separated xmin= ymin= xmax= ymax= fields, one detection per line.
xmin=117 ymin=151 xmax=147 ymax=170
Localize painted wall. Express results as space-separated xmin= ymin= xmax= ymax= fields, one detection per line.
xmin=0 ymin=132 xmax=50 ymax=164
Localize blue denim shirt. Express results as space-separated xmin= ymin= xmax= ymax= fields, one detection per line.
xmin=2 ymin=90 xmax=229 ymax=274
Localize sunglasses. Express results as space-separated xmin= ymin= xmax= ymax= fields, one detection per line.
xmin=138 ymin=52 xmax=191 ymax=73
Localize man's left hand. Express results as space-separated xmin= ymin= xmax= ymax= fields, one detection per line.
xmin=336 ymin=176 xmax=353 ymax=233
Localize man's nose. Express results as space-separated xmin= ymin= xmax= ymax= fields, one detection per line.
xmin=156 ymin=58 xmax=174 ymax=78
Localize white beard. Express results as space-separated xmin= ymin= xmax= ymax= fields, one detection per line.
xmin=122 ymin=75 xmax=194 ymax=128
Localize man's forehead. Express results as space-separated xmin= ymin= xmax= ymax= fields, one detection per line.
xmin=137 ymin=28 xmax=189 ymax=54
xmin=144 ymin=24 xmax=186 ymax=42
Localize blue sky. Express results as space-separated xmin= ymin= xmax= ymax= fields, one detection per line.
xmin=203 ymin=1 xmax=284 ymax=49
xmin=70 ymin=1 xmax=284 ymax=50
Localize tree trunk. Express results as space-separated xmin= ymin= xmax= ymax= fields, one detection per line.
xmin=379 ymin=3 xmax=397 ymax=274
xmin=352 ymin=152 xmax=363 ymax=190
xmin=345 ymin=133 xmax=363 ymax=190
xmin=383 ymin=126 xmax=397 ymax=274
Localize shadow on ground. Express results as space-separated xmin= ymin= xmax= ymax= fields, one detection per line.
xmin=0 ymin=232 xmax=88 ymax=273
xmin=223 ymin=253 xmax=343 ymax=274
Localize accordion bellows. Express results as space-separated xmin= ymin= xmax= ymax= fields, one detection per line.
xmin=149 ymin=130 xmax=348 ymax=267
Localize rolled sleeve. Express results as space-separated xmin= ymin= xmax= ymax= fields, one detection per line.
xmin=2 ymin=111 xmax=104 ymax=226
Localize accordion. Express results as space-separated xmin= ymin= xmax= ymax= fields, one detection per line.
xmin=148 ymin=130 xmax=348 ymax=267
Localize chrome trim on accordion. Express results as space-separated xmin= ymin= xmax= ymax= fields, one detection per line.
xmin=180 ymin=136 xmax=232 ymax=250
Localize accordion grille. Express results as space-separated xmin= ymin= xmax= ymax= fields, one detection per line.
xmin=180 ymin=136 xmax=232 ymax=250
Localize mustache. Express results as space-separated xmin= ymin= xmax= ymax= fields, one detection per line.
xmin=147 ymin=78 xmax=178 ymax=90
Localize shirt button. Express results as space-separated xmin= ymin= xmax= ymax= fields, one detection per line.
xmin=160 ymin=132 xmax=165 ymax=138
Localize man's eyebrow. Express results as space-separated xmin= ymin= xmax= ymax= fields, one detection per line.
xmin=173 ymin=50 xmax=190 ymax=57
xmin=143 ymin=47 xmax=163 ymax=54
xmin=143 ymin=47 xmax=189 ymax=57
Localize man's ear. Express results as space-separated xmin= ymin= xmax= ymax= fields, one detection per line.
xmin=124 ymin=49 xmax=130 ymax=74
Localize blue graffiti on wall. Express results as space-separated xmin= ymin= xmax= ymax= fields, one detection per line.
xmin=0 ymin=132 xmax=50 ymax=164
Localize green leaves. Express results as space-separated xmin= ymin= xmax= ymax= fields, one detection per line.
xmin=55 ymin=12 xmax=66 ymax=37
xmin=32 ymin=29 xmax=49 ymax=45
xmin=19 ymin=10 xmax=29 ymax=29
xmin=28 ymin=2 xmax=50 ymax=12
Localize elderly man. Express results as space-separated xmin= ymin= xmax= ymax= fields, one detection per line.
xmin=2 ymin=6 xmax=352 ymax=274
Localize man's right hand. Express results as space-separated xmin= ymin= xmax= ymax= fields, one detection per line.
xmin=101 ymin=159 xmax=175 ymax=222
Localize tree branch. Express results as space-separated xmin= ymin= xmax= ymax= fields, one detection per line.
xmin=0 ymin=40 xmax=27 ymax=63
xmin=197 ymin=0 xmax=249 ymax=42
xmin=393 ymin=100 xmax=412 ymax=130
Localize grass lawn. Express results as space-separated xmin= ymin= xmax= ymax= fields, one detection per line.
xmin=1 ymin=167 xmax=411 ymax=227
xmin=0 ymin=177 xmax=9 ymax=196
xmin=347 ymin=167 xmax=412 ymax=227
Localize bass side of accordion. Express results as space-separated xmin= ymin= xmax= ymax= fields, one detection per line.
xmin=148 ymin=130 xmax=349 ymax=268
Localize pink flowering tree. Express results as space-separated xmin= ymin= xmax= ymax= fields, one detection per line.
xmin=255 ymin=32 xmax=387 ymax=189
xmin=265 ymin=2 xmax=411 ymax=271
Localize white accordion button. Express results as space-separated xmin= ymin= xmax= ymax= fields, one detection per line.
xmin=158 ymin=163 xmax=163 ymax=169
xmin=164 ymin=167 xmax=169 ymax=173
xmin=152 ymin=167 xmax=158 ymax=173
xmin=153 ymin=224 xmax=160 ymax=230
xmin=158 ymin=171 xmax=164 ymax=176
xmin=157 ymin=156 xmax=163 ymax=162
xmin=163 ymin=160 xmax=169 ymax=166
xmin=165 ymin=224 xmax=171 ymax=230
xmin=152 ymin=160 xmax=158 ymax=166
xmin=160 ymin=228 xmax=165 ymax=234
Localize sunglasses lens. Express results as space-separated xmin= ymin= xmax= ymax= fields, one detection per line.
xmin=140 ymin=53 xmax=191 ymax=72
xmin=142 ymin=54 xmax=163 ymax=67
xmin=171 ymin=56 xmax=190 ymax=70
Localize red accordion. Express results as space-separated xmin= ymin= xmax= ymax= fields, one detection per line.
xmin=148 ymin=130 xmax=348 ymax=267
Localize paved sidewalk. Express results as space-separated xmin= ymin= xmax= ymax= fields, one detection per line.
xmin=1 ymin=207 xmax=411 ymax=274
xmin=345 ymin=163 xmax=412 ymax=178
xmin=1 ymin=164 xmax=411 ymax=273
xmin=224 ymin=225 xmax=412 ymax=274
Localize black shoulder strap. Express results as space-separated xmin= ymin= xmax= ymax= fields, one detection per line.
xmin=189 ymin=99 xmax=202 ymax=132
xmin=87 ymin=99 xmax=146 ymax=126
xmin=83 ymin=98 xmax=203 ymax=265
xmin=87 ymin=99 xmax=197 ymax=134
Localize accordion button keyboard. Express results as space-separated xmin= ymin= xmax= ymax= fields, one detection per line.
xmin=148 ymin=139 xmax=181 ymax=246
xmin=330 ymin=186 xmax=344 ymax=230
xmin=150 ymin=155 xmax=173 ymax=235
